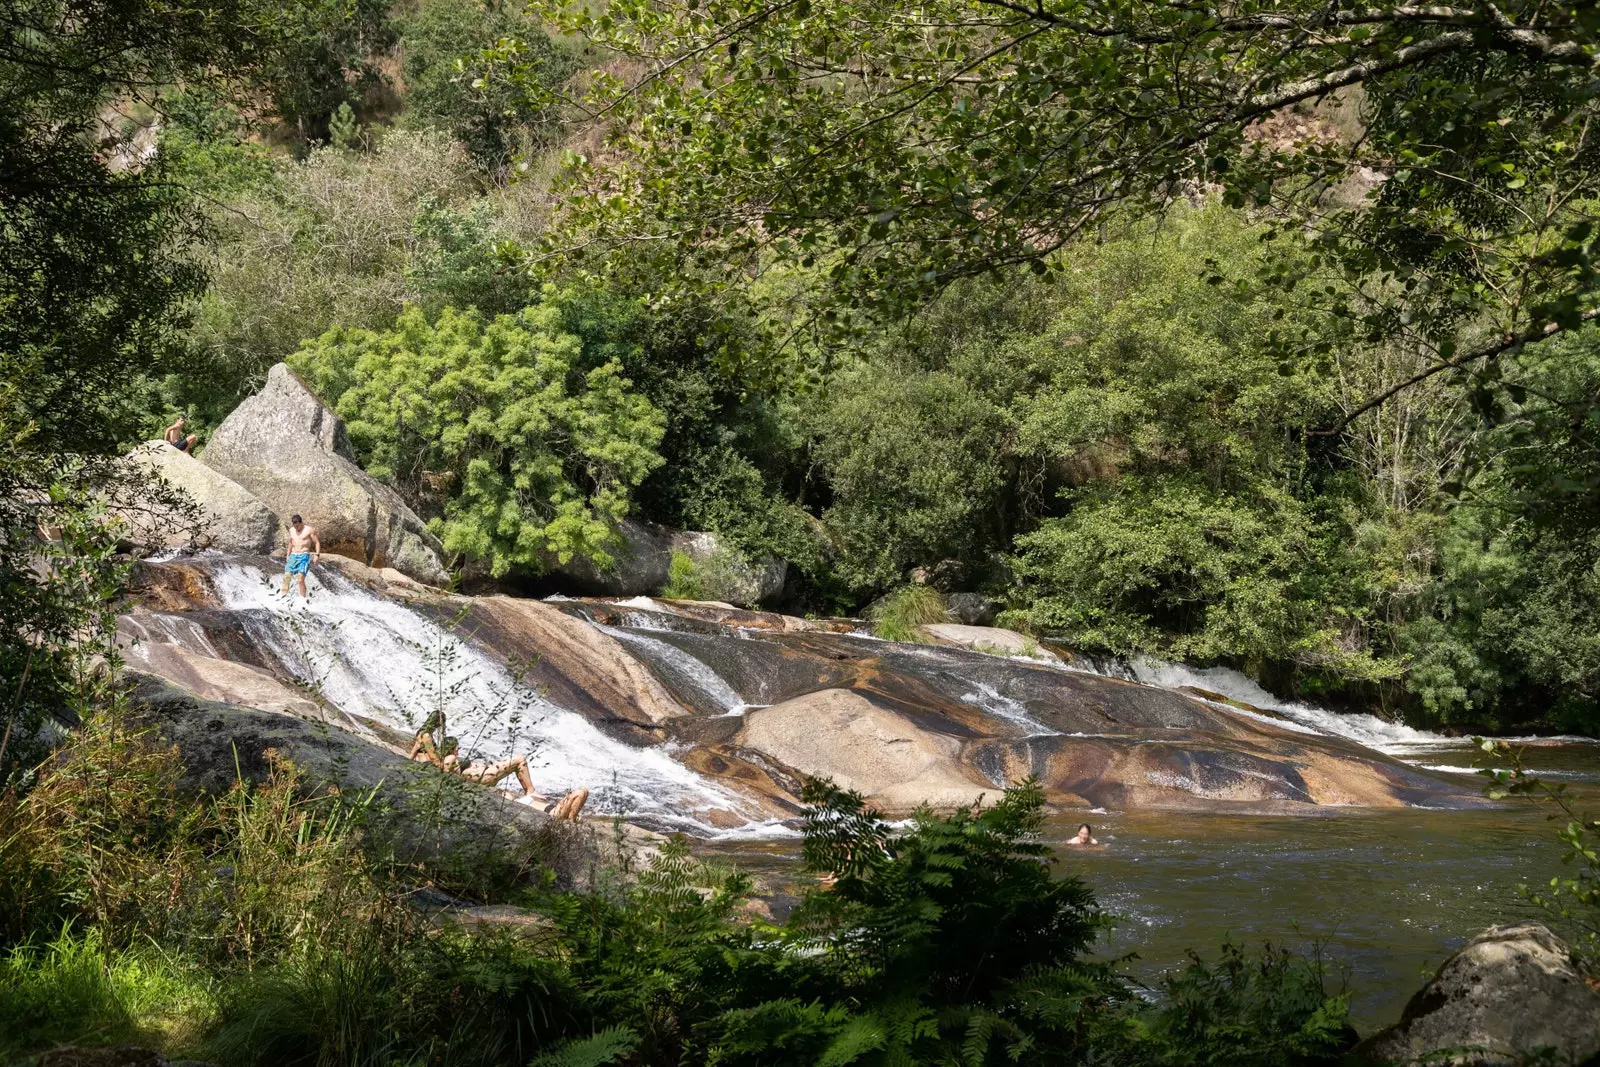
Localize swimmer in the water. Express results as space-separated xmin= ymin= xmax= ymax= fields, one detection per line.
xmin=1065 ymin=823 xmax=1099 ymax=846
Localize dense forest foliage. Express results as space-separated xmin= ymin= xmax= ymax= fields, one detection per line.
xmin=5 ymin=1 xmax=1600 ymax=1063
xmin=91 ymin=0 xmax=1592 ymax=734
xmin=4 ymin=0 xmax=1599 ymax=739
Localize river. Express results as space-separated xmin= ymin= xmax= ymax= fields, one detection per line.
xmin=137 ymin=557 xmax=1600 ymax=1029
xmin=699 ymin=739 xmax=1600 ymax=1031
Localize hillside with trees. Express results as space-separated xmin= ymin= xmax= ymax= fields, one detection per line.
xmin=5 ymin=2 xmax=1600 ymax=1063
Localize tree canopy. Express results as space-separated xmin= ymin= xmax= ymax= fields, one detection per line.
xmin=534 ymin=0 xmax=1600 ymax=415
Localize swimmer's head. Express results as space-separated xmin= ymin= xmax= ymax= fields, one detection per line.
xmin=1075 ymin=823 xmax=1093 ymax=842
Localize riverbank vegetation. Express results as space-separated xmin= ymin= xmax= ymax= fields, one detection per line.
xmin=24 ymin=0 xmax=1576 ymax=733
xmin=0 ymin=699 xmax=1360 ymax=1065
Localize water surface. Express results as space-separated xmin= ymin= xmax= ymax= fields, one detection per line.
xmin=701 ymin=741 xmax=1600 ymax=1031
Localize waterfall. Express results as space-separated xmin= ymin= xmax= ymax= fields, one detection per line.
xmin=597 ymin=625 xmax=756 ymax=716
xmin=204 ymin=562 xmax=774 ymax=835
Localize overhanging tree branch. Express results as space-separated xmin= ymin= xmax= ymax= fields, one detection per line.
xmin=1311 ymin=307 xmax=1600 ymax=436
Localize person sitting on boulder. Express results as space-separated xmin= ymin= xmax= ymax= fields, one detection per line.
xmin=407 ymin=709 xmax=446 ymax=761
xmin=280 ymin=514 xmax=320 ymax=599
xmin=1065 ymin=823 xmax=1099 ymax=847
xmin=415 ymin=736 xmax=588 ymax=819
xmin=164 ymin=415 xmax=199 ymax=453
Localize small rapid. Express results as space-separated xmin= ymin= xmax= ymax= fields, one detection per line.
xmin=1067 ymin=655 xmax=1455 ymax=755
xmin=597 ymin=624 xmax=753 ymax=715
xmin=205 ymin=562 xmax=767 ymax=835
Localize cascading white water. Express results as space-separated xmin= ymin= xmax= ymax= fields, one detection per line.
xmin=957 ymin=681 xmax=1060 ymax=737
xmin=1083 ymin=656 xmax=1456 ymax=756
xmin=597 ymin=624 xmax=758 ymax=716
xmin=205 ymin=562 xmax=771 ymax=834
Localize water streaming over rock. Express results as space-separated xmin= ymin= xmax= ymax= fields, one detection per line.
xmin=597 ymin=624 xmax=756 ymax=716
xmin=205 ymin=562 xmax=771 ymax=835
xmin=956 ymin=680 xmax=1061 ymax=737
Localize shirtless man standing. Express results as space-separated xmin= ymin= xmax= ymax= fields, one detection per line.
xmin=281 ymin=514 xmax=321 ymax=598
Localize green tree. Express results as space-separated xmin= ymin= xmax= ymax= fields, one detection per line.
xmin=0 ymin=0 xmax=289 ymax=452
xmin=531 ymin=0 xmax=1600 ymax=424
xmin=398 ymin=0 xmax=575 ymax=178
xmin=176 ymin=129 xmax=542 ymax=424
xmin=289 ymin=301 xmax=666 ymax=577
xmin=258 ymin=0 xmax=395 ymax=143
xmin=810 ymin=366 xmax=1008 ymax=594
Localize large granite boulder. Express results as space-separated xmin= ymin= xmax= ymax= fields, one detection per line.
xmin=736 ymin=688 xmax=996 ymax=812
xmin=118 ymin=441 xmax=279 ymax=554
xmin=548 ymin=518 xmax=786 ymax=606
xmin=920 ymin=623 xmax=1064 ymax=664
xmin=128 ymin=674 xmax=593 ymax=887
xmin=1358 ymin=922 xmax=1600 ymax=1065
xmin=201 ymin=363 xmax=448 ymax=585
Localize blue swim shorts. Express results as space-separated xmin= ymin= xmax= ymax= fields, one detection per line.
xmin=285 ymin=552 xmax=312 ymax=576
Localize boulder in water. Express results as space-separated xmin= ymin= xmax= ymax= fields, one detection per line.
xmin=201 ymin=363 xmax=448 ymax=585
xmin=1357 ymin=922 xmax=1600 ymax=1066
xmin=118 ymin=441 xmax=280 ymax=554
xmin=737 ymin=688 xmax=996 ymax=812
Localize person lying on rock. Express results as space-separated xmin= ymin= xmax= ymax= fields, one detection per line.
xmin=412 ymin=736 xmax=589 ymax=819
xmin=280 ymin=514 xmax=321 ymax=599
xmin=164 ymin=415 xmax=199 ymax=453
xmin=1065 ymin=823 xmax=1099 ymax=847
xmin=432 ymin=736 xmax=537 ymax=798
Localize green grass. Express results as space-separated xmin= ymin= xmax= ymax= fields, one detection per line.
xmin=0 ymin=927 xmax=215 ymax=1059
xmin=868 ymin=585 xmax=950 ymax=643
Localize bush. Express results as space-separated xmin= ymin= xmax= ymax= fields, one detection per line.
xmin=809 ymin=366 xmax=1009 ymax=595
xmin=290 ymin=301 xmax=665 ymax=577
xmin=1103 ymin=942 xmax=1352 ymax=1067
xmin=868 ymin=585 xmax=950 ymax=643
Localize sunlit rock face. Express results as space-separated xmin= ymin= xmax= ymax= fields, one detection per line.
xmin=121 ymin=555 xmax=1486 ymax=836
xmin=1357 ymin=922 xmax=1600 ymax=1066
xmin=119 ymin=440 xmax=280 ymax=554
xmin=200 ymin=362 xmax=447 ymax=585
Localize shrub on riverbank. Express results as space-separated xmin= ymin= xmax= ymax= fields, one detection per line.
xmin=868 ymin=585 xmax=951 ymax=643
xmin=0 ymin=716 xmax=1355 ymax=1066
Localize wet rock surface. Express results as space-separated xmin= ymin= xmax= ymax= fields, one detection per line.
xmin=1357 ymin=922 xmax=1600 ymax=1065
xmin=121 ymin=556 xmax=1487 ymax=828
xmin=128 ymin=675 xmax=593 ymax=886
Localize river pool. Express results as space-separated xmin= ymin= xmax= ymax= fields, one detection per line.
xmin=698 ymin=739 xmax=1600 ymax=1031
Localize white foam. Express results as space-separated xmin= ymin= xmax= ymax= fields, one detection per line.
xmin=1115 ymin=657 xmax=1456 ymax=755
xmin=206 ymin=562 xmax=764 ymax=835
xmin=958 ymin=681 xmax=1061 ymax=737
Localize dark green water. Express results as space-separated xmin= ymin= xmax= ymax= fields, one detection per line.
xmin=698 ymin=740 xmax=1600 ymax=1031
